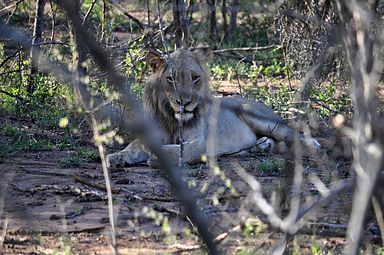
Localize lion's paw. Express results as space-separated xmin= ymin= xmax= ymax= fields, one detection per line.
xmin=252 ymin=137 xmax=276 ymax=153
xmin=106 ymin=152 xmax=136 ymax=168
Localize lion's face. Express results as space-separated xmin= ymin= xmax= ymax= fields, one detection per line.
xmin=144 ymin=46 xmax=212 ymax=131
xmin=162 ymin=50 xmax=209 ymax=122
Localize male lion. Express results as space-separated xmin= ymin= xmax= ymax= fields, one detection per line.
xmin=106 ymin=46 xmax=320 ymax=167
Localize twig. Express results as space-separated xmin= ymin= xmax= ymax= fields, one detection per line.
xmin=0 ymin=0 xmax=25 ymax=13
xmin=18 ymin=167 xmax=68 ymax=177
xmin=72 ymin=174 xmax=117 ymax=193
xmin=105 ymin=0 xmax=144 ymax=30
xmin=212 ymin=45 xmax=280 ymax=53
xmin=82 ymin=0 xmax=97 ymax=25
xmin=170 ymin=243 xmax=201 ymax=251
xmin=0 ymin=49 xmax=19 ymax=68
xmin=48 ymin=0 xmax=58 ymax=52
xmin=0 ymin=69 xmax=23 ymax=75
xmin=32 ymin=41 xmax=70 ymax=47
xmin=0 ymin=88 xmax=24 ymax=101
xmin=310 ymin=97 xmax=338 ymax=113
xmin=169 ymin=231 xmax=228 ymax=251
xmin=0 ymin=218 xmax=8 ymax=247
xmin=73 ymin=174 xmax=177 ymax=202
xmin=235 ymin=57 xmax=246 ymax=96
xmin=296 ymin=178 xmax=355 ymax=222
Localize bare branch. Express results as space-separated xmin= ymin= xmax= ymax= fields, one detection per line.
xmin=82 ymin=0 xmax=97 ymax=25
xmin=105 ymin=0 xmax=144 ymax=30
xmin=212 ymin=45 xmax=280 ymax=53
xmin=0 ymin=0 xmax=25 ymax=13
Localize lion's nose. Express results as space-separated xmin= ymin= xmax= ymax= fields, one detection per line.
xmin=176 ymin=99 xmax=192 ymax=106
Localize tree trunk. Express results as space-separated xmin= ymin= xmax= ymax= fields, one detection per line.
xmin=67 ymin=0 xmax=89 ymax=109
xmin=228 ymin=0 xmax=238 ymax=40
xmin=27 ymin=0 xmax=46 ymax=94
xmin=206 ymin=0 xmax=218 ymax=41
xmin=187 ymin=0 xmax=194 ymax=23
xmin=173 ymin=0 xmax=182 ymax=48
xmin=101 ymin=0 xmax=108 ymax=44
xmin=221 ymin=0 xmax=228 ymax=40
xmin=173 ymin=0 xmax=190 ymax=49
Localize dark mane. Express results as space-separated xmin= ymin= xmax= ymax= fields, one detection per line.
xmin=142 ymin=51 xmax=208 ymax=142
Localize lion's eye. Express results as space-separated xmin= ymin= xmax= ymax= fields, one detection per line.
xmin=192 ymin=75 xmax=200 ymax=83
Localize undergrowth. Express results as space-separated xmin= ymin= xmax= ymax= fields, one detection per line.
xmin=0 ymin=4 xmax=352 ymax=161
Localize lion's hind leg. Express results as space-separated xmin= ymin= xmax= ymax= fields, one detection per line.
xmin=106 ymin=139 xmax=149 ymax=168
xmin=238 ymin=101 xmax=295 ymax=142
xmin=235 ymin=99 xmax=321 ymax=151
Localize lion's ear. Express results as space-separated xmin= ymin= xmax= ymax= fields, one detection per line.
xmin=193 ymin=43 xmax=213 ymax=64
xmin=146 ymin=52 xmax=165 ymax=72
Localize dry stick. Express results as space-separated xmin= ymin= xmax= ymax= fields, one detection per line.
xmin=0 ymin=88 xmax=24 ymax=101
xmin=0 ymin=49 xmax=19 ymax=68
xmin=170 ymin=231 xmax=228 ymax=252
xmin=32 ymin=41 xmax=70 ymax=47
xmin=280 ymin=135 xmax=304 ymax=234
xmin=105 ymin=0 xmax=144 ymax=30
xmin=234 ymin=57 xmax=246 ymax=96
xmin=0 ymin=0 xmax=25 ymax=13
xmin=234 ymin=157 xmax=356 ymax=248
xmin=0 ymin=218 xmax=8 ymax=247
xmin=73 ymin=174 xmax=178 ymax=202
xmin=95 ymin=141 xmax=117 ymax=252
xmin=0 ymin=69 xmax=21 ymax=75
xmin=212 ymin=45 xmax=279 ymax=53
xmin=48 ymin=0 xmax=57 ymax=52
xmin=233 ymin=160 xmax=283 ymax=228
xmin=16 ymin=47 xmax=22 ymax=98
xmin=66 ymin=2 xmax=117 ymax=252
xmin=82 ymin=0 xmax=97 ymax=25
xmin=56 ymin=2 xmax=219 ymax=253
xmin=101 ymin=0 xmax=108 ymax=43
xmin=296 ymin=178 xmax=355 ymax=221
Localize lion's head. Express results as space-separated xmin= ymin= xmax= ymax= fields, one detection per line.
xmin=143 ymin=45 xmax=212 ymax=137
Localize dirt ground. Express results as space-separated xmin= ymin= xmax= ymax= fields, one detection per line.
xmin=1 ymin=145 xmax=374 ymax=255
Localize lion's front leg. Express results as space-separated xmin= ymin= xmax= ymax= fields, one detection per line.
xmin=148 ymin=139 xmax=206 ymax=166
xmin=106 ymin=139 xmax=149 ymax=168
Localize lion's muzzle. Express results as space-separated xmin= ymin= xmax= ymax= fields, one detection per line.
xmin=171 ymin=98 xmax=198 ymax=122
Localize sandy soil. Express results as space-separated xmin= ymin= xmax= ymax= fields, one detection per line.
xmin=0 ymin=146 xmax=368 ymax=254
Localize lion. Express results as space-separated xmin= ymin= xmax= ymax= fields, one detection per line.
xmin=106 ymin=46 xmax=320 ymax=167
